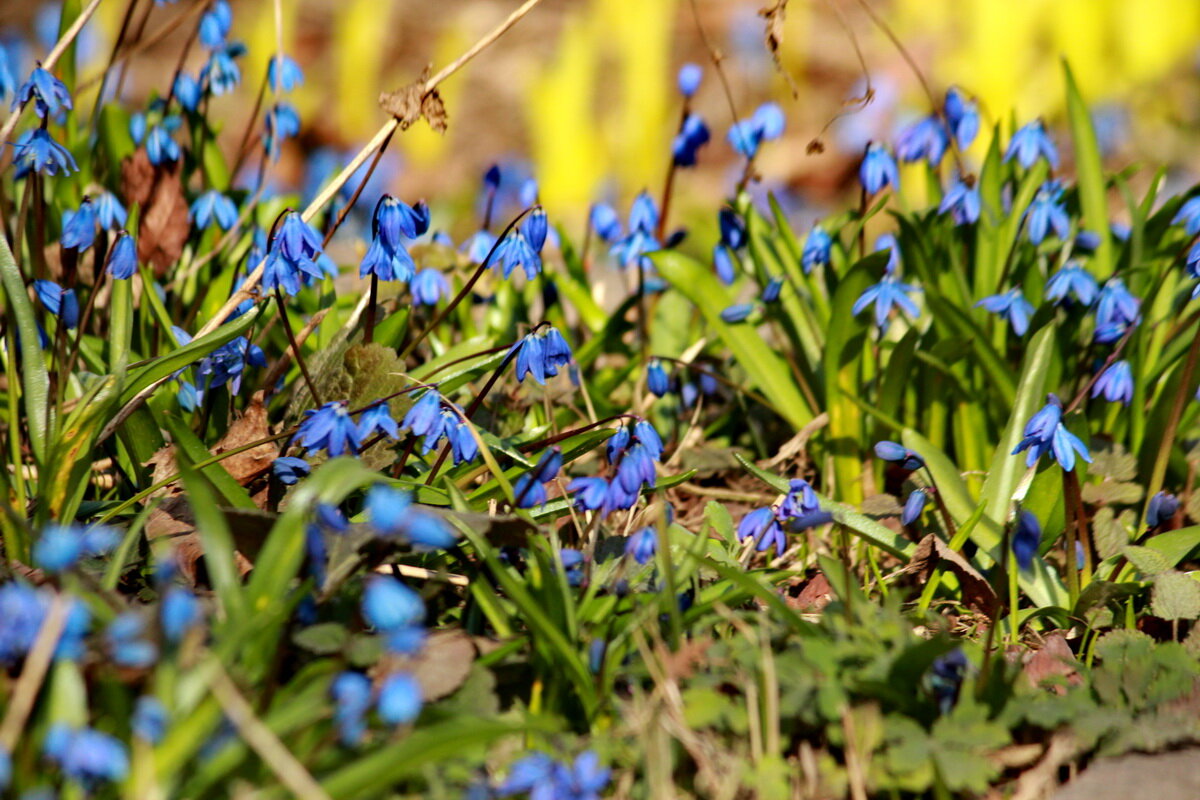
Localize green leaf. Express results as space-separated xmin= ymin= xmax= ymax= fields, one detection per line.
xmin=176 ymin=452 xmax=247 ymax=622
xmin=980 ymin=323 xmax=1056 ymax=528
xmin=0 ymin=233 xmax=53 ymax=463
xmin=1151 ymin=571 xmax=1200 ymax=621
xmin=1143 ymin=526 xmax=1200 ymax=569
xmin=1123 ymin=544 xmax=1172 ymax=576
xmin=1092 ymin=507 xmax=1133 ymax=560
xmin=292 ymin=623 xmax=350 ymax=654
xmin=120 ymin=309 xmax=260 ymax=406
xmin=653 ymin=250 xmax=814 ymax=429
xmin=1063 ymin=60 xmax=1114 ymax=278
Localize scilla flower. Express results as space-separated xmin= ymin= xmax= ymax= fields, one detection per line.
xmin=295 ymin=401 xmax=362 ymax=457
xmin=943 ymin=86 xmax=979 ymax=149
xmin=625 ymin=528 xmax=657 ymax=565
xmin=264 ymin=211 xmax=334 ymax=295
xmin=801 ymin=225 xmax=831 ymax=273
xmin=672 ymin=113 xmax=710 ymax=167
xmin=1025 ymin=181 xmax=1069 ymax=244
xmin=268 ymin=53 xmax=304 ymax=92
xmin=1012 ymin=511 xmax=1041 ymax=572
xmin=859 ymin=143 xmax=900 ymax=194
xmin=1012 ymin=394 xmax=1091 ymax=471
xmin=511 ymin=326 xmax=573 ymax=384
xmin=34 ymin=280 xmax=80 ymax=329
xmin=495 ymin=207 xmax=548 ymax=279
xmin=411 ymin=268 xmax=449 ymax=306
xmin=190 ymin=190 xmax=238 ymax=231
xmin=647 ymin=358 xmax=670 ymax=397
xmin=1006 ymin=119 xmax=1059 ymax=169
xmin=589 ymin=202 xmax=622 ymax=243
xmin=13 ymin=66 xmax=72 ymax=118
xmin=852 ymin=274 xmax=920 ymax=330
xmin=14 ymin=129 xmax=77 ymax=176
xmin=939 ymin=178 xmax=980 ymax=225
xmin=901 ymin=489 xmax=927 ymax=525
xmin=61 ymin=198 xmax=97 ymax=251
xmin=727 ymin=102 xmax=785 ymax=159
xmin=874 ymin=441 xmax=924 ymax=471
xmin=976 ymin=287 xmax=1035 ymax=336
xmin=1044 ymin=262 xmax=1098 ymax=306
xmin=677 ymin=63 xmax=702 ymax=97
xmin=360 ymin=195 xmax=430 ymax=283
xmin=107 ymin=232 xmax=138 ymax=279
xmin=1091 ymin=359 xmax=1133 ymax=405
xmin=895 ymin=115 xmax=948 ymax=165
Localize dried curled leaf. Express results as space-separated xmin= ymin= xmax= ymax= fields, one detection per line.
xmin=121 ymin=149 xmax=188 ymax=275
xmin=379 ymin=65 xmax=447 ymax=133
xmin=907 ymin=534 xmax=998 ymax=615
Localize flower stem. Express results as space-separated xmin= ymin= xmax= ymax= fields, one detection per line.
xmin=273 ymin=287 xmax=321 ymax=406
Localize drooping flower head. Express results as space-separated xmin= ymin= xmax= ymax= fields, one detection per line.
xmin=1025 ymin=181 xmax=1070 ymax=245
xmin=12 ymin=66 xmax=72 ymax=118
xmin=895 ymin=115 xmax=948 ymax=166
xmin=13 ymin=128 xmax=77 ymax=177
xmin=727 ymin=102 xmax=785 ymax=159
xmin=677 ymin=63 xmax=702 ymax=97
xmin=61 ymin=197 xmax=98 ymax=252
xmin=859 ymin=142 xmax=900 ymax=194
xmin=943 ymin=86 xmax=979 ymax=149
xmin=1006 ymin=119 xmax=1059 ymax=169
xmin=1091 ymin=359 xmax=1133 ymax=405
xmin=264 ymin=210 xmax=334 ymax=295
xmin=976 ymin=287 xmax=1035 ymax=336
xmin=511 ymin=326 xmax=573 ymax=385
xmin=295 ymin=401 xmax=362 ymax=458
xmin=1012 ymin=394 xmax=1091 ymax=471
xmin=1044 ymin=262 xmax=1099 ymax=307
xmin=939 ymin=178 xmax=981 ymax=225
xmin=107 ymin=232 xmax=138 ymax=279
xmin=852 ymin=274 xmax=920 ymax=330
xmin=672 ymin=113 xmax=710 ymax=167
xmin=801 ymin=225 xmax=832 ymax=273
xmin=494 ymin=207 xmax=548 ymax=280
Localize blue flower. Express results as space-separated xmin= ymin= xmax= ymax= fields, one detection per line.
xmin=720 ymin=303 xmax=755 ymax=323
xmin=61 ymin=198 xmax=97 ymax=251
xmin=495 ymin=207 xmax=549 ymax=279
xmin=44 ymin=725 xmax=129 ymax=785
xmin=366 ymin=484 xmax=455 ymax=548
xmin=94 ymin=191 xmax=128 ymax=229
xmin=976 ymin=287 xmax=1035 ymax=336
xmin=1091 ymin=359 xmax=1133 ymax=405
xmin=264 ymin=211 xmax=333 ymax=295
xmin=357 ymin=403 xmax=398 ymax=440
xmin=34 ymin=280 xmax=79 ymax=329
xmin=1025 ymin=181 xmax=1070 ymax=244
xmin=895 ymin=115 xmax=948 ymax=165
xmin=874 ymin=233 xmax=901 ymax=274
xmin=160 ymin=587 xmax=202 ymax=643
xmin=1146 ymin=491 xmax=1179 ymax=529
xmin=173 ymin=72 xmax=201 ymax=111
xmin=677 ymin=62 xmax=702 ymax=97
xmin=672 ymin=113 xmax=710 ymax=167
xmin=727 ymin=102 xmax=786 ymax=158
xmin=611 ymin=191 xmax=661 ymax=270
xmin=930 ymin=649 xmax=968 ymax=713
xmin=1012 ymin=510 xmax=1041 ymax=572
xmin=1094 ymin=278 xmax=1140 ymax=330
xmin=589 ymin=202 xmax=622 ymax=243
xmin=874 ymin=441 xmax=924 ymax=471
xmin=105 ymin=232 xmax=138 ymax=280
xmin=1172 ymin=195 xmax=1200 ymax=235
xmin=296 ymin=401 xmax=361 ymax=457
xmin=0 ymin=44 xmax=16 ymax=102
xmin=713 ymin=244 xmax=736 ymax=284
xmin=902 ymin=489 xmax=927 ymax=525
xmin=1012 ymin=394 xmax=1091 ymax=471
xmin=938 ymin=178 xmax=980 ymax=225
xmin=569 ymin=477 xmax=610 ymax=512
xmin=0 ymin=583 xmax=89 ymax=664
xmin=852 ymin=275 xmax=920 ymax=329
xmin=272 ymin=456 xmax=310 ymax=484
xmin=201 ymin=45 xmax=242 ymax=95
xmin=738 ymin=507 xmax=786 ymax=556
xmin=634 ymin=419 xmax=664 ymax=459
xmin=361 ymin=195 xmax=429 ymax=282
xmin=0 ymin=747 xmax=8 ymax=792
xmin=512 ymin=326 xmax=573 ymax=384
xmin=1006 ymin=119 xmax=1059 ymax=169
xmin=461 ymin=229 xmax=496 ymax=263
xmin=13 ymin=128 xmax=77 ymax=176
xmin=411 ymin=268 xmax=449 ymax=306
xmin=377 ymin=673 xmax=422 ymax=724
xmin=12 ymin=66 xmax=72 ymax=118
xmin=331 ymin=671 xmax=372 ymax=746
xmin=647 ymin=358 xmax=670 ymax=397
xmin=719 ymin=208 xmax=746 ymax=249
xmin=762 ymin=276 xmax=784 ymax=303
xmin=132 ymin=697 xmax=168 ymax=744
xmin=190 ymin=190 xmax=238 ymax=231
xmin=33 ymin=524 xmax=116 ymax=573
xmin=859 ymin=143 xmax=900 ymax=194
xmin=403 ymin=390 xmax=444 ymax=438
xmin=199 ymin=0 xmax=233 ymax=49
xmin=532 ymin=447 xmax=563 ymax=482
xmin=943 ymin=86 xmax=979 ymax=149
xmin=268 ymin=53 xmax=304 ymax=92
xmin=779 ymin=479 xmax=819 ymax=519
xmin=497 ymin=751 xmax=609 ymax=800
xmin=1044 ymin=262 xmax=1098 ymax=306
xmin=264 ymin=102 xmax=301 ymax=159
xmin=801 ymin=225 xmax=831 ymax=273
xmin=106 ymin=613 xmax=158 ymax=668
xmin=146 ymin=119 xmax=181 ymax=165
xmin=129 ymin=112 xmax=146 ymax=144
xmin=362 ymin=575 xmax=424 ymax=631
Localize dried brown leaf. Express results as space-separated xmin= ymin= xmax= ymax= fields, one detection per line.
xmin=907 ymin=534 xmax=998 ymax=615
xmin=379 ymin=65 xmax=447 ymax=133
xmin=211 ymin=392 xmax=277 ymax=489
xmin=121 ymin=149 xmax=189 ymax=275
xmin=381 ymin=629 xmax=476 ymax=702
xmin=1023 ymin=631 xmax=1080 ymax=693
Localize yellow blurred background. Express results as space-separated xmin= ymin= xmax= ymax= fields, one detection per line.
xmin=62 ymin=0 xmax=1200 ymax=221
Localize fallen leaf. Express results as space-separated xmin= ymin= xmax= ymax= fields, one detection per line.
xmin=1023 ymin=631 xmax=1080 ymax=694
xmin=786 ymin=572 xmax=833 ymax=612
xmin=907 ymin=534 xmax=998 ymax=616
xmin=380 ymin=629 xmax=476 ymax=702
xmin=211 ymin=392 xmax=277 ymax=488
xmin=121 ymin=149 xmax=189 ymax=275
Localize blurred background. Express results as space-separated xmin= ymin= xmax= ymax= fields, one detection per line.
xmin=6 ymin=0 xmax=1200 ymax=231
